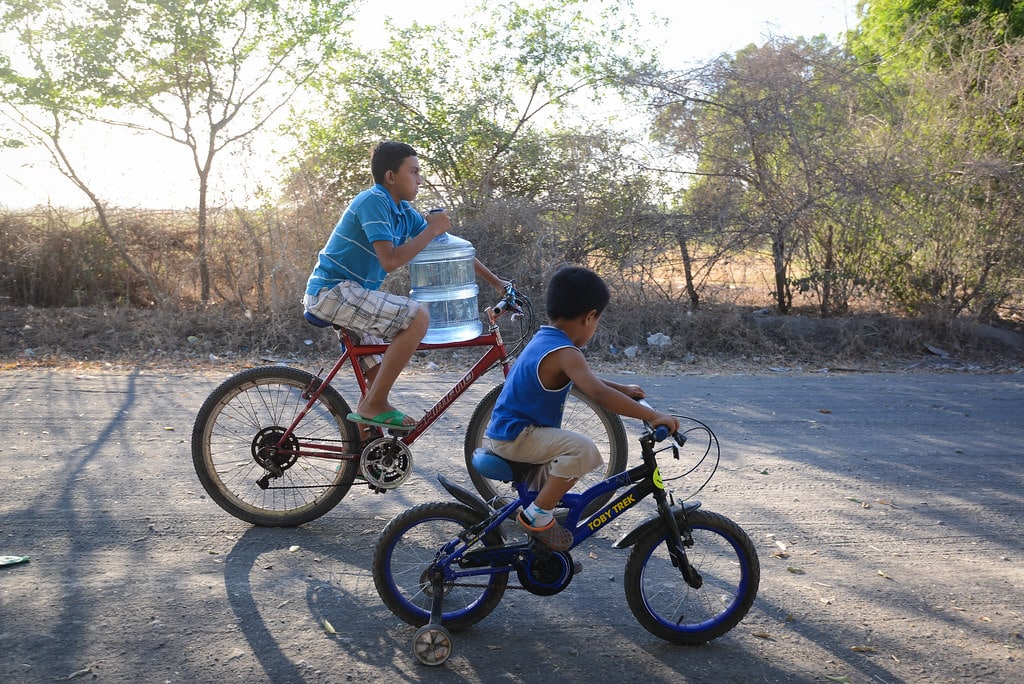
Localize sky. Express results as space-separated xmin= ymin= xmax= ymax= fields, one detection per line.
xmin=0 ymin=0 xmax=858 ymax=210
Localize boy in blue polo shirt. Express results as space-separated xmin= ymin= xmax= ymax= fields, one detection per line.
xmin=304 ymin=141 xmax=506 ymax=430
xmin=485 ymin=266 xmax=679 ymax=550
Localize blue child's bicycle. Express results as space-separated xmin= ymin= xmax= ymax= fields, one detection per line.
xmin=371 ymin=405 xmax=760 ymax=665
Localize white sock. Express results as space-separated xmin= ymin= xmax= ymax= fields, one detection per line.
xmin=522 ymin=502 xmax=553 ymax=528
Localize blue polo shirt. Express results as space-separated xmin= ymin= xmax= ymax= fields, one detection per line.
xmin=305 ymin=184 xmax=428 ymax=294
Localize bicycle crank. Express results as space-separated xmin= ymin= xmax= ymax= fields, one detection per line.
xmin=359 ymin=437 xmax=414 ymax=491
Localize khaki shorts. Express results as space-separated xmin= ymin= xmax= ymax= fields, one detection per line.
xmin=304 ymin=282 xmax=423 ymax=372
xmin=488 ymin=425 xmax=603 ymax=479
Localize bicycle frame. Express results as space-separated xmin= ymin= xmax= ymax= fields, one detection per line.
xmin=373 ymin=413 xmax=754 ymax=663
xmin=275 ymin=322 xmax=513 ymax=458
xmin=439 ymin=433 xmax=697 ymax=583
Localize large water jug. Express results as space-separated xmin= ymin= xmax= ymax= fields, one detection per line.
xmin=409 ymin=232 xmax=482 ymax=343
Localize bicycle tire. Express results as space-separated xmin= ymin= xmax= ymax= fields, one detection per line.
xmin=191 ymin=365 xmax=360 ymax=527
xmin=373 ymin=501 xmax=508 ymax=631
xmin=623 ymin=509 xmax=760 ymax=644
xmin=463 ymin=383 xmax=628 ymax=517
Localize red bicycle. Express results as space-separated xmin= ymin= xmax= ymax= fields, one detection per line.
xmin=191 ymin=284 xmax=627 ymax=526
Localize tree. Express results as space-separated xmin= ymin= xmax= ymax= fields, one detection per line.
xmin=646 ymin=37 xmax=890 ymax=315
xmin=852 ymin=0 xmax=1024 ymax=73
xmin=848 ymin=2 xmax=1024 ymax=321
xmin=0 ymin=0 xmax=356 ymax=304
xmin=282 ymin=0 xmax=660 ymax=288
xmin=869 ymin=19 xmax=1024 ymax=320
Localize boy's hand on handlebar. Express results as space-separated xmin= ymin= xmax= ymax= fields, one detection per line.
xmin=652 ymin=413 xmax=680 ymax=436
xmin=636 ymin=398 xmax=680 ymax=438
xmin=487 ymin=283 xmax=519 ymax=324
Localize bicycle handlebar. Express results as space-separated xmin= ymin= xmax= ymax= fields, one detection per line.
xmin=639 ymin=399 xmax=687 ymax=446
xmin=490 ymin=281 xmax=524 ymax=319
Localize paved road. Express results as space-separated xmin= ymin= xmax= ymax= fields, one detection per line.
xmin=1 ymin=365 xmax=1022 ymax=683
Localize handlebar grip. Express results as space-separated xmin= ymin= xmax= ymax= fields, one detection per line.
xmin=492 ymin=296 xmax=521 ymax=317
xmin=654 ymin=425 xmax=670 ymax=442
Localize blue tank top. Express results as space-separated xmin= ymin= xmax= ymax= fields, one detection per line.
xmin=485 ymin=326 xmax=576 ymax=442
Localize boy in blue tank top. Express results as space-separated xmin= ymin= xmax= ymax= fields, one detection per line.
xmin=485 ymin=266 xmax=679 ymax=550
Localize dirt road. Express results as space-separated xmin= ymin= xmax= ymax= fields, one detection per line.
xmin=1 ymin=365 xmax=1021 ymax=683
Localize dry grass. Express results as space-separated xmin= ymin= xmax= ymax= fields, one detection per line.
xmin=2 ymin=299 xmax=1021 ymax=374
xmin=2 ymin=208 xmax=1021 ymax=373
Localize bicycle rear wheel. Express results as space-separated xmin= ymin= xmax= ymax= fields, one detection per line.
xmin=463 ymin=384 xmax=628 ymax=516
xmin=191 ymin=365 xmax=360 ymax=526
xmin=623 ymin=509 xmax=760 ymax=644
xmin=373 ymin=502 xmax=508 ymax=631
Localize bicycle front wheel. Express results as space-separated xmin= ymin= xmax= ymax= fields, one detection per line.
xmin=373 ymin=502 xmax=508 ymax=631
xmin=191 ymin=365 xmax=360 ymax=527
xmin=623 ymin=509 xmax=760 ymax=644
xmin=464 ymin=384 xmax=628 ymax=516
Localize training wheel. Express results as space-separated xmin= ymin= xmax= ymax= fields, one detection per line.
xmin=412 ymin=624 xmax=452 ymax=666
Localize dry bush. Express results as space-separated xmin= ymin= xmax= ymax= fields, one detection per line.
xmin=111 ymin=209 xmax=197 ymax=306
xmin=2 ymin=206 xmax=1021 ymax=369
xmin=455 ymin=199 xmax=556 ymax=295
xmin=0 ymin=209 xmax=142 ymax=307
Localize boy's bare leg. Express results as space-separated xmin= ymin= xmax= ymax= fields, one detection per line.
xmin=355 ymin=365 xmax=380 ymax=445
xmin=354 ymin=308 xmax=429 ymax=425
xmin=520 ymin=473 xmax=578 ymax=551
xmin=533 ymin=475 xmax=577 ymax=511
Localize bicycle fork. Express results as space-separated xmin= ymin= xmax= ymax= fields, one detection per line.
xmin=655 ymin=488 xmax=703 ymax=589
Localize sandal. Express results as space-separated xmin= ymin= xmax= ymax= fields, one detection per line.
xmin=517 ymin=512 xmax=573 ymax=551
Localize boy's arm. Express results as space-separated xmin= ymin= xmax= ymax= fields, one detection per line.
xmin=372 ymin=211 xmax=449 ymax=273
xmin=474 ymin=258 xmax=509 ymax=293
xmin=555 ymin=348 xmax=680 ymax=433
xmin=602 ymin=378 xmax=645 ymax=400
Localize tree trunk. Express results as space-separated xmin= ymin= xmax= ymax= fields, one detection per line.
xmin=772 ymin=230 xmax=790 ymax=314
xmin=198 ymin=173 xmax=211 ymax=303
xmin=677 ymin=233 xmax=700 ymax=309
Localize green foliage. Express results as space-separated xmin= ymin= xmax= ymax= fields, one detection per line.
xmin=284 ymin=0 xmax=660 ymax=288
xmin=297 ymin=1 xmax=651 ymax=201
xmin=852 ymin=0 xmax=1024 ymax=71
xmin=0 ymin=0 xmax=358 ymax=304
xmin=855 ymin=14 xmax=1024 ymax=320
xmin=3 ymin=0 xmax=1023 ymax=334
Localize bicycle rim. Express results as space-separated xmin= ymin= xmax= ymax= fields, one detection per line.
xmin=625 ymin=510 xmax=759 ymax=644
xmin=192 ymin=366 xmax=359 ymax=526
xmin=373 ymin=502 xmax=508 ymax=631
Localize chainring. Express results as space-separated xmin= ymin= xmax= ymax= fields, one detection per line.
xmin=517 ymin=549 xmax=575 ymax=596
xmin=359 ymin=437 xmax=414 ymax=490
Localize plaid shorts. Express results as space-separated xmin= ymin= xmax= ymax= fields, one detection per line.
xmin=304 ymin=282 xmax=423 ymax=370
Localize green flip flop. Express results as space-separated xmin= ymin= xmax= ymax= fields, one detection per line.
xmin=346 ymin=410 xmax=416 ymax=432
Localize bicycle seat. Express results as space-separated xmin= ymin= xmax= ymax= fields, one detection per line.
xmin=471 ymin=448 xmax=537 ymax=483
xmin=303 ymin=311 xmax=336 ymax=328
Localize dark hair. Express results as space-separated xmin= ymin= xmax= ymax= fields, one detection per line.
xmin=370 ymin=141 xmax=417 ymax=184
xmin=546 ymin=266 xmax=610 ymax=321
